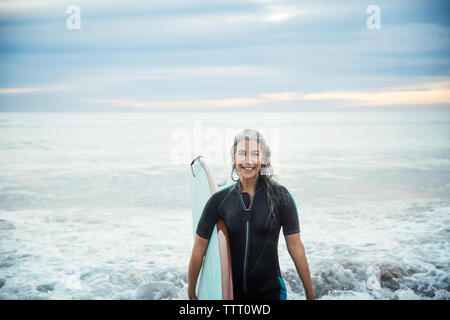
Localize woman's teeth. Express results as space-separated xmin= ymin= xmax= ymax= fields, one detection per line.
xmin=242 ymin=167 xmax=255 ymax=171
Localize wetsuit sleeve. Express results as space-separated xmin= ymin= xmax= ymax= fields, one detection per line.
xmin=279 ymin=186 xmax=300 ymax=236
xmin=196 ymin=192 xmax=222 ymax=240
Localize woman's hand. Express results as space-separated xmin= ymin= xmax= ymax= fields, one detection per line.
xmin=187 ymin=286 xmax=197 ymax=300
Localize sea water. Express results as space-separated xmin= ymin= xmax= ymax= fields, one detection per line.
xmin=0 ymin=111 xmax=449 ymax=300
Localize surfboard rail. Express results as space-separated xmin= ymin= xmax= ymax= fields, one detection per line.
xmin=190 ymin=155 xmax=234 ymax=300
xmin=217 ymin=218 xmax=233 ymax=300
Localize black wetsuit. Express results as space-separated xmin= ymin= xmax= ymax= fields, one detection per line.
xmin=196 ymin=173 xmax=300 ymax=300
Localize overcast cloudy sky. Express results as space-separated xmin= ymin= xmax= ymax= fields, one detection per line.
xmin=0 ymin=0 xmax=449 ymax=111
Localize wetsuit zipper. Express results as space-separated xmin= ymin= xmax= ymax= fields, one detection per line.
xmin=237 ymin=178 xmax=261 ymax=297
xmin=243 ymin=220 xmax=250 ymax=295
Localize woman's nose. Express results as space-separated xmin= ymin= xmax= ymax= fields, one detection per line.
xmin=246 ymin=155 xmax=258 ymax=164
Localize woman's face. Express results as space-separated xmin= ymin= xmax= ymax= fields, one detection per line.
xmin=234 ymin=138 xmax=262 ymax=180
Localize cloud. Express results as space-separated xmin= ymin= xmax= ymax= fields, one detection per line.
xmin=222 ymin=3 xmax=312 ymax=23
xmin=81 ymin=65 xmax=278 ymax=85
xmin=90 ymin=80 xmax=450 ymax=110
xmin=0 ymin=86 xmax=70 ymax=94
xmin=259 ymin=92 xmax=304 ymax=101
xmin=303 ymin=80 xmax=450 ymax=107
xmin=0 ymin=0 xmax=61 ymax=11
xmin=356 ymin=23 xmax=450 ymax=54
xmin=1 ymin=1 xmax=448 ymax=112
xmin=89 ymin=97 xmax=264 ymax=110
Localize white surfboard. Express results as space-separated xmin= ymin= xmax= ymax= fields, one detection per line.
xmin=190 ymin=155 xmax=233 ymax=300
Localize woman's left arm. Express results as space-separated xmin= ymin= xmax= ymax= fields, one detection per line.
xmin=285 ymin=232 xmax=315 ymax=300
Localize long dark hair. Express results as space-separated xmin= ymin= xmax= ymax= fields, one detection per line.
xmin=230 ymin=129 xmax=290 ymax=224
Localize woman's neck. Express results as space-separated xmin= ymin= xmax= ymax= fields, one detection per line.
xmin=239 ymin=175 xmax=259 ymax=195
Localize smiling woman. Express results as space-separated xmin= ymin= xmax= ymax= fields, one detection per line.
xmin=230 ymin=129 xmax=288 ymax=225
xmin=188 ymin=129 xmax=314 ymax=300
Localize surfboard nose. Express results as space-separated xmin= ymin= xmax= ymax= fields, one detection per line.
xmin=190 ymin=155 xmax=203 ymax=177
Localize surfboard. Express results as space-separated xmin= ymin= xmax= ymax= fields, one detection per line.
xmin=190 ymin=155 xmax=233 ymax=300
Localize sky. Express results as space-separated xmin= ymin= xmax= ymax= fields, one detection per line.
xmin=0 ymin=0 xmax=449 ymax=112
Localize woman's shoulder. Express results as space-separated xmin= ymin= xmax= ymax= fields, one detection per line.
xmin=215 ymin=183 xmax=235 ymax=196
xmin=207 ymin=183 xmax=235 ymax=205
xmin=274 ymin=183 xmax=294 ymax=206
xmin=273 ymin=183 xmax=290 ymax=195
xmin=275 ymin=183 xmax=289 ymax=192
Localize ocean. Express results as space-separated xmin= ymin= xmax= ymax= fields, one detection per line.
xmin=0 ymin=111 xmax=449 ymax=300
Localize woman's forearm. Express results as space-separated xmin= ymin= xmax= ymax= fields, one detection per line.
xmin=285 ymin=234 xmax=315 ymax=299
xmin=296 ymin=252 xmax=314 ymax=299
xmin=187 ymin=251 xmax=203 ymax=298
xmin=188 ymin=235 xmax=209 ymax=299
xmin=289 ymin=240 xmax=314 ymax=299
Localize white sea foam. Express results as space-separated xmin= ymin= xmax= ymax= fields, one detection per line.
xmin=0 ymin=199 xmax=448 ymax=300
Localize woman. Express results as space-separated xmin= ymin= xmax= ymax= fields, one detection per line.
xmin=188 ymin=129 xmax=314 ymax=300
